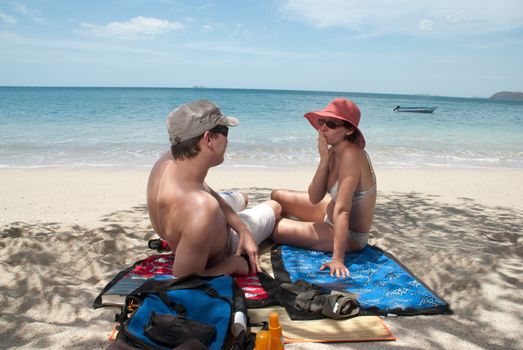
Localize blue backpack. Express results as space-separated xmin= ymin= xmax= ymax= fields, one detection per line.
xmin=111 ymin=274 xmax=252 ymax=350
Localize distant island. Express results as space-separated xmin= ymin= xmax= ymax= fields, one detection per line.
xmin=489 ymin=91 xmax=523 ymax=101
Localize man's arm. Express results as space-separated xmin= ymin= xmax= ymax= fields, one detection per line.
xmin=206 ymin=185 xmax=261 ymax=273
xmin=201 ymin=255 xmax=248 ymax=276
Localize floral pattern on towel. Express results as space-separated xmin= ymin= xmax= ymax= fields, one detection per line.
xmin=280 ymin=245 xmax=448 ymax=314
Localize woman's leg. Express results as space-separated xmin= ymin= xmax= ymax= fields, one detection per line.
xmin=272 ymin=218 xmax=335 ymax=252
xmin=272 ymin=218 xmax=367 ymax=253
xmin=270 ymin=189 xmax=329 ymax=222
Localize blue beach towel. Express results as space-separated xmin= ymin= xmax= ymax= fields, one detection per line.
xmin=271 ymin=244 xmax=451 ymax=316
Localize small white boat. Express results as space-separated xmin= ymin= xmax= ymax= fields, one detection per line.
xmin=393 ymin=106 xmax=437 ymax=113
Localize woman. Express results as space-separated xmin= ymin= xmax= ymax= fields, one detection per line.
xmin=271 ymin=98 xmax=376 ymax=278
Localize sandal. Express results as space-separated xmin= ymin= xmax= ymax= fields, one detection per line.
xmin=321 ymin=292 xmax=360 ymax=319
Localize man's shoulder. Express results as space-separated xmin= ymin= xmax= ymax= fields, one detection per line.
xmin=183 ymin=189 xmax=219 ymax=208
xmin=162 ymin=189 xmax=220 ymax=237
xmin=162 ymin=188 xmax=218 ymax=221
xmin=174 ymin=191 xmax=222 ymax=237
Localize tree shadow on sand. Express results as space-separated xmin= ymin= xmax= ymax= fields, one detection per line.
xmin=364 ymin=192 xmax=523 ymax=350
xmin=0 ymin=205 xmax=155 ymax=349
xmin=1 ymin=191 xmax=521 ymax=349
xmin=233 ymin=188 xmax=523 ymax=350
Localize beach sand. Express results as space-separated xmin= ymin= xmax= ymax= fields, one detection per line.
xmin=0 ymin=167 xmax=522 ymax=349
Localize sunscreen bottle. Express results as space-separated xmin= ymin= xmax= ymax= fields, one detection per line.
xmin=254 ymin=330 xmax=271 ymax=350
xmin=268 ymin=311 xmax=284 ymax=350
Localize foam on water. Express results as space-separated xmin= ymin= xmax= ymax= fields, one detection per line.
xmin=1 ymin=87 xmax=522 ymax=169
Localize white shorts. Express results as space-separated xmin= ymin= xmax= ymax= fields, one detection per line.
xmin=218 ymin=191 xmax=247 ymax=212
xmin=219 ymin=191 xmax=276 ymax=254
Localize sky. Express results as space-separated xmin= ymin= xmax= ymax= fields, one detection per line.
xmin=0 ymin=0 xmax=522 ymax=97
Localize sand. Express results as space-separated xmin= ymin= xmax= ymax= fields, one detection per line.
xmin=0 ymin=166 xmax=522 ymax=349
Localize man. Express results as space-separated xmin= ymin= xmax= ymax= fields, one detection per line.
xmin=147 ymin=100 xmax=281 ymax=277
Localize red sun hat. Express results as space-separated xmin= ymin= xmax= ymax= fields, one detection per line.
xmin=304 ymin=98 xmax=366 ymax=148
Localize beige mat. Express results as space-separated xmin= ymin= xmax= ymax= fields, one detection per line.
xmin=249 ymin=306 xmax=395 ymax=344
xmin=252 ymin=244 xmax=395 ymax=343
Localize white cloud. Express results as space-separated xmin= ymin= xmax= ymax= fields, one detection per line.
xmin=280 ymin=0 xmax=523 ymax=36
xmin=14 ymin=3 xmax=46 ymax=24
xmin=0 ymin=11 xmax=16 ymax=26
xmin=229 ymin=24 xmax=249 ymax=38
xmin=202 ymin=24 xmax=213 ymax=32
xmin=78 ymin=16 xmax=184 ymax=40
xmin=419 ymin=19 xmax=434 ymax=32
xmin=0 ymin=31 xmax=172 ymax=56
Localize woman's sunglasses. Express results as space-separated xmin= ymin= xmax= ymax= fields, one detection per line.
xmin=209 ymin=125 xmax=229 ymax=137
xmin=318 ymin=119 xmax=347 ymax=129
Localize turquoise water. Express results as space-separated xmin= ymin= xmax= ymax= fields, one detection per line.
xmin=0 ymin=87 xmax=522 ymax=168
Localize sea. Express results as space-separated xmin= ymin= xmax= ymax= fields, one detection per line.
xmin=0 ymin=86 xmax=522 ymax=169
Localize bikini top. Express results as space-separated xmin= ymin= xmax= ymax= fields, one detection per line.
xmin=327 ymin=150 xmax=376 ymax=205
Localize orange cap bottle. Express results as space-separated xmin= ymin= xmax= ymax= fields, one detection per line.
xmin=254 ymin=330 xmax=271 ymax=350
xmin=268 ymin=311 xmax=284 ymax=350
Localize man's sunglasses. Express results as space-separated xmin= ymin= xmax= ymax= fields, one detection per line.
xmin=318 ymin=119 xmax=347 ymax=129
xmin=209 ymin=125 xmax=229 ymax=137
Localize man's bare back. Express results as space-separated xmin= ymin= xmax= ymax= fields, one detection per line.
xmin=147 ymin=152 xmax=232 ymax=274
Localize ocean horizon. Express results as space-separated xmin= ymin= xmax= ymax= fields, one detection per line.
xmin=1 ymin=86 xmax=522 ymax=169
xmin=0 ymin=85 xmax=495 ymax=99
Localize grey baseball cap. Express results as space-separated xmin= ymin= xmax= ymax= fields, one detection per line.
xmin=166 ymin=100 xmax=239 ymax=145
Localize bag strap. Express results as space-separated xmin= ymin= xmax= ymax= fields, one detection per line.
xmin=157 ymin=292 xmax=187 ymax=316
xmin=127 ymin=274 xmax=234 ymax=318
xmin=201 ymin=284 xmax=233 ymax=305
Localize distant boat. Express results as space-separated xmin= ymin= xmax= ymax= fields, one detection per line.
xmin=393 ymin=105 xmax=437 ymax=113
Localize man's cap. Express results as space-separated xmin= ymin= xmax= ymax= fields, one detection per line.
xmin=166 ymin=99 xmax=239 ymax=145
